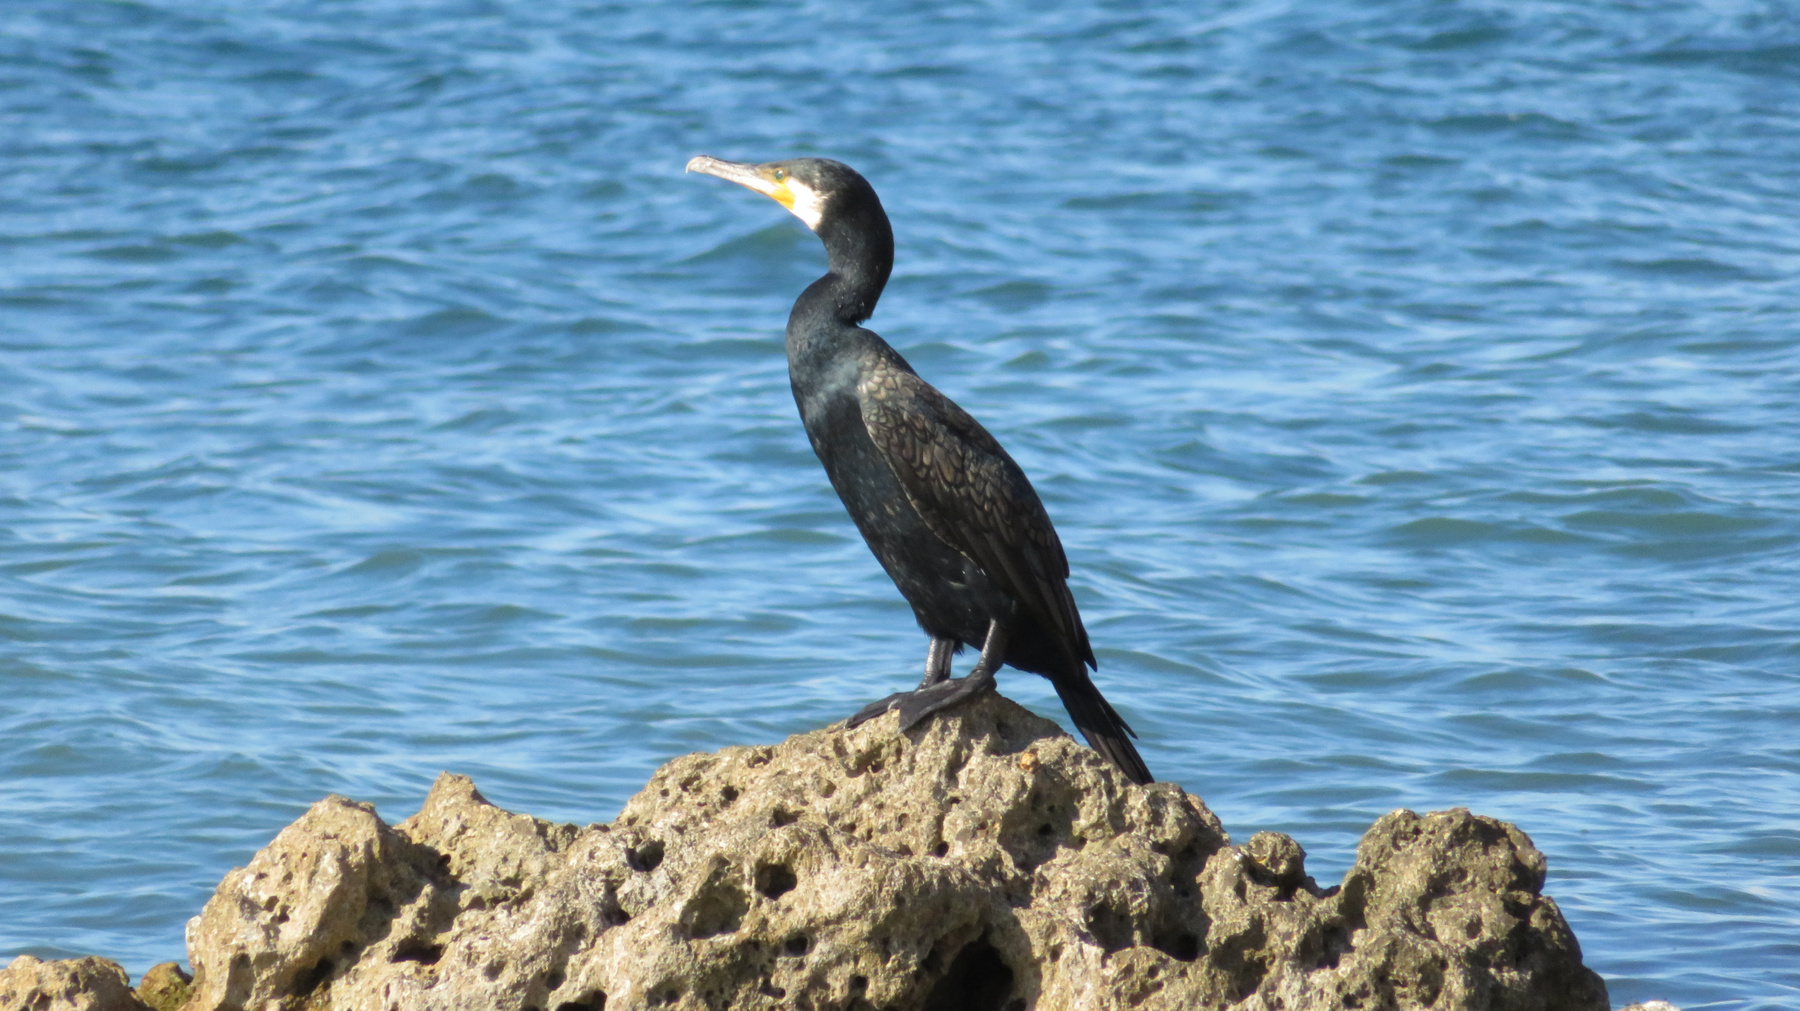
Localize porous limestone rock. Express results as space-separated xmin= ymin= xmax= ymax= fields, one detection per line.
xmin=0 ymin=954 xmax=150 ymax=1011
xmin=176 ymin=693 xmax=1607 ymax=1010
xmin=133 ymin=963 xmax=193 ymax=1011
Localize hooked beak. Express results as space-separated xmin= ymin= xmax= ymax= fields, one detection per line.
xmin=686 ymin=155 xmax=796 ymax=212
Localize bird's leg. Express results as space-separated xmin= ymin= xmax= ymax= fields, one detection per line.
xmin=846 ymin=635 xmax=959 ymax=728
xmin=895 ymin=620 xmax=1006 ymax=731
xmin=918 ymin=636 xmax=956 ymax=688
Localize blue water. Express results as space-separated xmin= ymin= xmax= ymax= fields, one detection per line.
xmin=3 ymin=1 xmax=1798 ymax=1006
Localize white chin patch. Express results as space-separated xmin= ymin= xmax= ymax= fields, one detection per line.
xmin=785 ymin=180 xmax=826 ymax=231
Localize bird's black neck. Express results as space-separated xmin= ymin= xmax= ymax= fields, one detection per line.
xmin=788 ymin=197 xmax=894 ymax=336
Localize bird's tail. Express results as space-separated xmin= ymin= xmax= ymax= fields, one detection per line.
xmin=1051 ymin=673 xmax=1154 ymax=785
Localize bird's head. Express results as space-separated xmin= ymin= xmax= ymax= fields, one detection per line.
xmin=685 ymin=155 xmax=871 ymax=234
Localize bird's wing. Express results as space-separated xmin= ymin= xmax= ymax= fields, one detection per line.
xmin=858 ymin=362 xmax=1093 ymax=668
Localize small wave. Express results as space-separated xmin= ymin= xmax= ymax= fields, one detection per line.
xmin=79 ymin=243 xmax=181 ymax=263
xmin=1399 ymin=26 xmax=1509 ymax=53
xmin=430 ymin=407 xmax=522 ymax=433
xmin=683 ymin=224 xmax=812 ymax=264
xmin=338 ymin=549 xmax=426 ymax=578
xmin=403 ymin=307 xmax=510 ymax=337
xmin=1612 ymin=256 xmax=1755 ymax=281
xmin=1428 ymin=111 xmax=1585 ymax=140
xmin=970 ymin=279 xmax=1053 ymax=310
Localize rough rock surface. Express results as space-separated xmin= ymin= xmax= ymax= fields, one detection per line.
xmin=163 ymin=693 xmax=1606 ymax=1010
xmin=0 ymin=955 xmax=151 ymax=1011
xmin=133 ymin=964 xmax=193 ymax=1011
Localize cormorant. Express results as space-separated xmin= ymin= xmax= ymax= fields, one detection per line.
xmin=687 ymin=155 xmax=1153 ymax=785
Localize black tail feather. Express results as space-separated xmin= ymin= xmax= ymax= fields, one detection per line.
xmin=1050 ymin=674 xmax=1153 ymax=785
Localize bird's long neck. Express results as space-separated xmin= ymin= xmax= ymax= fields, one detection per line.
xmin=788 ymin=200 xmax=893 ymax=339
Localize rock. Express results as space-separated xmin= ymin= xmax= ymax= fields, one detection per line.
xmin=171 ymin=692 xmax=1605 ymax=1010
xmin=131 ymin=963 xmax=192 ymax=1011
xmin=0 ymin=954 xmax=151 ymax=1011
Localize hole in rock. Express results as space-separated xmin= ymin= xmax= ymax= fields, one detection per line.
xmin=555 ymin=992 xmax=605 ymax=1011
xmin=721 ymin=785 xmax=739 ymax=804
xmin=391 ymin=939 xmax=444 ymax=965
xmin=1314 ymin=922 xmax=1352 ymax=969
xmin=293 ymin=958 xmax=333 ymax=998
xmin=849 ymin=975 xmax=868 ymax=993
xmin=546 ymin=969 xmax=565 ymax=990
xmin=770 ymin=808 xmax=798 ymax=827
xmin=755 ymin=863 xmax=798 ymax=899
xmin=922 ymin=938 xmax=1013 ymax=1011
xmin=784 ymin=934 xmax=809 ymax=956
xmin=627 ymin=840 xmax=664 ymax=873
xmin=682 ymin=880 xmax=748 ymax=939
xmin=932 ymin=841 xmax=949 ymax=857
xmin=1085 ymin=902 xmax=1136 ymax=954
xmin=1154 ymin=932 xmax=1201 ymax=963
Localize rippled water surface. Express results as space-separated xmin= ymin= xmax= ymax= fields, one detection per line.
xmin=4 ymin=1 xmax=1799 ymax=1005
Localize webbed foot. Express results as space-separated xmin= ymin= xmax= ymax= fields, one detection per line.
xmin=894 ymin=667 xmax=997 ymax=730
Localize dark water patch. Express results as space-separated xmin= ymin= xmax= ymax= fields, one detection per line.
xmin=79 ymin=243 xmax=182 ymax=263
xmin=1575 ymin=410 xmax=1752 ymax=435
xmin=1613 ymin=257 xmax=1756 ymax=281
xmin=1383 ymin=517 xmax=1498 ymax=547
xmin=430 ymin=408 xmax=523 ymax=433
xmin=1561 ymin=509 xmax=1770 ymax=538
xmin=1427 ymin=112 xmax=1586 ymax=141
xmin=684 ymin=225 xmax=813 ymax=264
xmin=1394 ymin=25 xmax=1510 ymax=53
xmin=1382 ymin=153 xmax=1461 ymax=170
xmin=1635 ymin=43 xmax=1800 ymax=79
xmin=401 ymin=307 xmax=511 ymax=338
xmin=969 ymin=280 xmax=1052 ymax=310
xmin=1433 ymin=768 xmax=1659 ymax=795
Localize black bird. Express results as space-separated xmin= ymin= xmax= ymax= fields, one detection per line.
xmin=687 ymin=155 xmax=1152 ymax=785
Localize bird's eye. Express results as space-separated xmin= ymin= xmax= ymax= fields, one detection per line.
xmin=773 ymin=169 xmax=787 ymax=182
